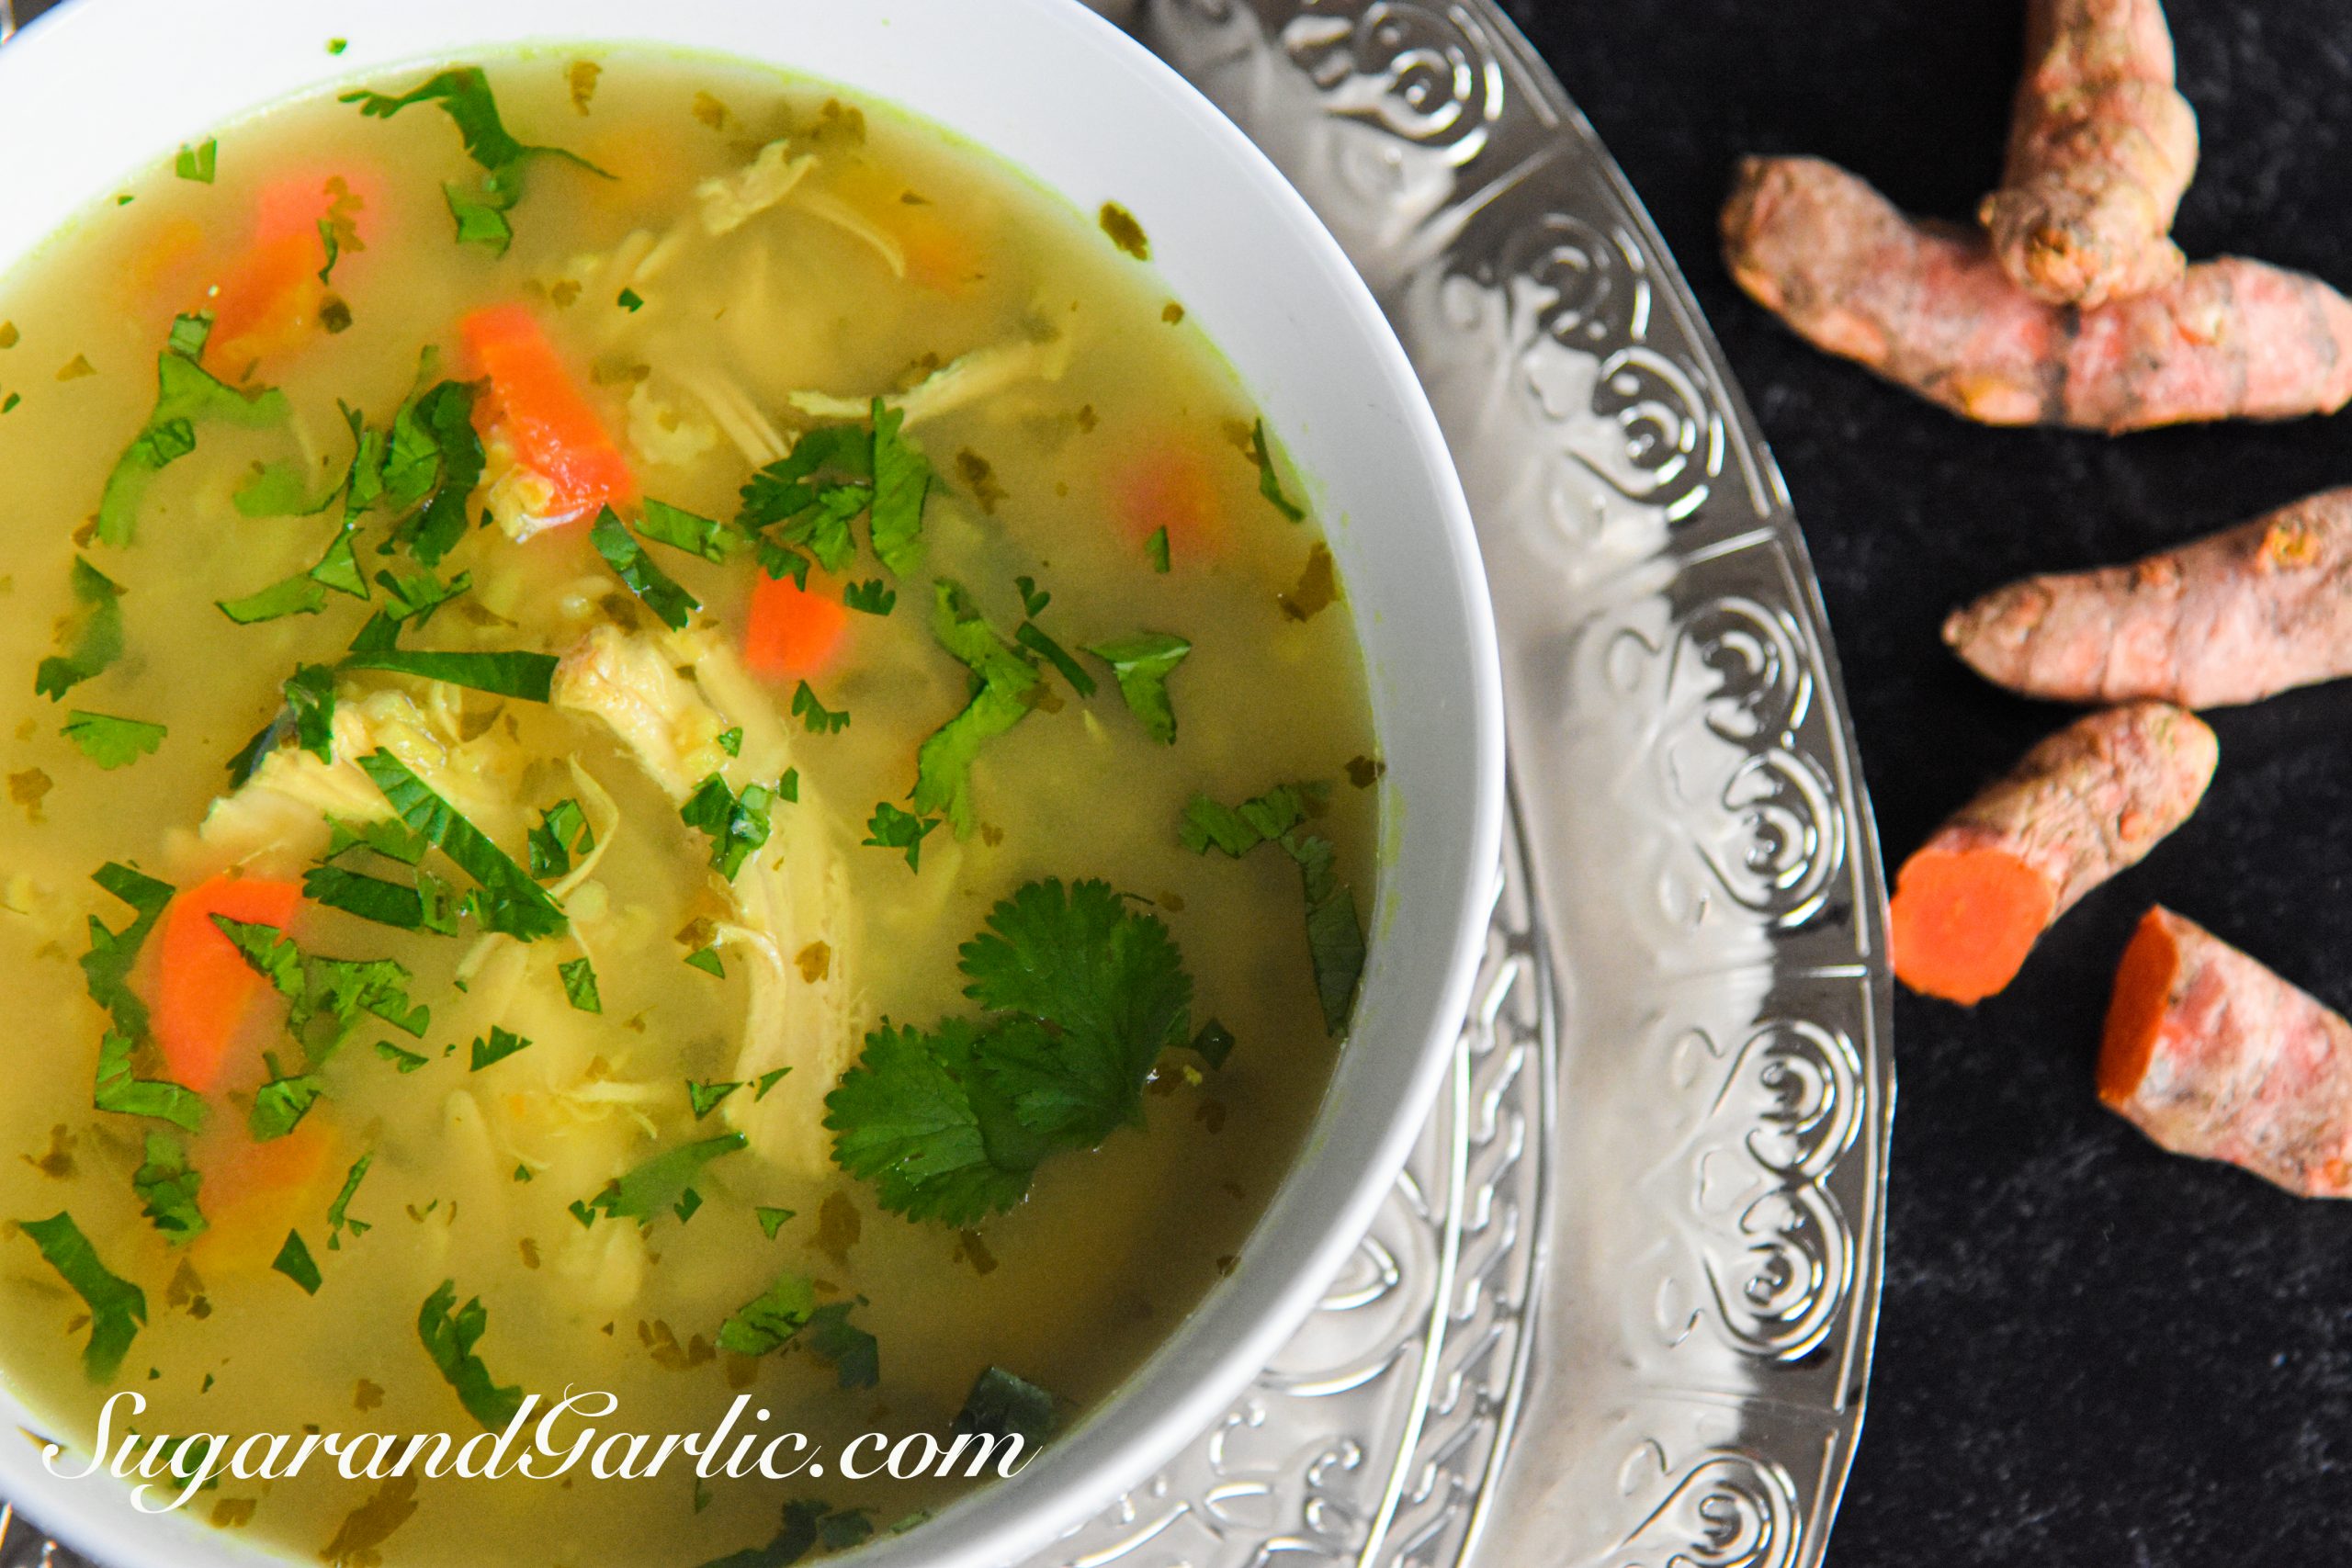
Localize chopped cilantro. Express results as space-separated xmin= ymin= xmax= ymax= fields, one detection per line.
xmin=527 ymin=798 xmax=594 ymax=880
xmin=753 ymin=1067 xmax=790 ymax=1100
xmin=340 ymin=646 xmax=559 ymax=701
xmin=359 ymin=750 xmax=567 ymax=941
xmin=513 ymin=1164 xmax=534 ymax=1183
xmin=862 ymin=803 xmax=939 ymax=872
xmin=380 ymin=380 xmax=483 ymax=568
xmin=374 ymin=1040 xmax=429 ymax=1073
xmin=842 ymin=579 xmax=896 ymax=616
xmin=271 ymin=1230 xmax=322 ymax=1295
xmin=250 ymin=1061 xmax=326 ymax=1140
xmin=231 ymin=459 xmax=338 ymax=520
xmin=1147 ymin=526 xmax=1170 ymax=573
xmin=638 ymin=499 xmax=736 ymax=563
xmin=687 ymin=1079 xmax=742 ymax=1120
xmin=326 ymin=1154 xmax=373 ymax=1249
xmin=97 ymin=313 xmax=289 ymax=547
xmin=559 ymin=957 xmax=602 ymax=1013
xmin=955 ymin=1366 xmax=1055 ymax=1444
xmin=175 ymin=141 xmax=219 ymax=184
xmin=804 ymin=1301 xmax=879 ymax=1389
xmin=1013 ymin=576 xmax=1049 ymax=618
xmin=790 ymin=682 xmax=849 ymax=735
xmin=302 ymin=863 xmax=460 ymax=936
xmin=343 ymin=68 xmax=607 ymax=255
xmin=318 ymin=175 xmax=366 ymax=287
xmin=867 ymin=399 xmax=929 ymax=577
xmin=617 ymin=288 xmax=644 ymax=312
xmin=588 ymin=1134 xmax=745 ymax=1226
xmin=684 ymin=944 xmax=726 ymax=978
xmin=697 ymin=1501 xmax=873 ymax=1568
xmin=18 ymin=1212 xmax=145 ymax=1382
xmin=911 ymin=581 xmax=1041 ymax=836
xmin=776 ymin=768 xmax=799 ymax=804
xmin=469 ymin=1026 xmax=532 ymax=1071
xmin=1015 ymin=620 xmax=1095 ymax=697
xmin=681 ymin=773 xmax=774 ymax=879
xmin=1183 ymin=784 xmax=1364 ymax=1032
xmin=1086 ymin=633 xmax=1191 ymax=745
xmin=35 ymin=557 xmax=124 ymax=701
xmin=329 ymin=816 xmax=431 ymax=865
xmin=754 ymin=1206 xmax=795 ymax=1239
xmin=1190 ymin=1018 xmax=1236 ymax=1069
xmin=131 ymin=1133 xmax=206 ymax=1245
xmin=417 ymin=1279 xmax=525 ymax=1429
xmin=62 ymin=711 xmax=164 ymax=770
xmin=94 ymin=1032 xmax=204 ymax=1132
xmin=590 ymin=507 xmax=700 ymax=629
xmin=713 ymin=1270 xmax=812 ymax=1356
xmin=209 ymin=918 xmax=429 ymax=1063
xmin=716 ymin=727 xmax=744 ymax=757
xmin=216 ymin=573 xmax=328 ymax=626
xmin=82 ymin=861 xmax=173 ymax=1036
xmin=1248 ymin=417 xmax=1305 ymax=521
xmin=227 ymin=663 xmax=337 ymax=786
xmin=374 ymin=566 xmax=470 ymax=626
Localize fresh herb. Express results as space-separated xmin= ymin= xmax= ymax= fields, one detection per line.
xmin=81 ymin=862 xmax=173 ymax=1036
xmin=1183 ymin=784 xmax=1364 ymax=1032
xmin=616 ymin=288 xmax=644 ymax=312
xmin=18 ymin=1212 xmax=146 ymax=1382
xmin=326 ymin=1154 xmax=373 ymax=1249
xmin=329 ymin=817 xmax=432 ymax=865
xmin=381 ymin=380 xmax=484 ymax=568
xmin=776 ymin=768 xmax=799 ymax=804
xmin=754 ymin=1067 xmax=790 ymax=1100
xmin=687 ymin=1079 xmax=743 ymax=1120
xmin=696 ymin=1501 xmax=873 ymax=1568
xmin=340 ymin=647 xmax=559 ymax=701
xmin=681 ymin=773 xmax=775 ymax=880
xmin=790 ymin=682 xmax=849 ymax=736
xmin=867 ymin=399 xmax=929 ymax=577
xmin=227 ymin=663 xmax=338 ymax=786
xmin=98 ymin=313 xmax=290 ymax=547
xmin=588 ymin=1134 xmax=746 ymax=1227
xmin=590 ymin=507 xmax=700 ymax=629
xmin=343 ymin=68 xmax=607 ymax=255
xmin=216 ymin=573 xmax=328 ymax=626
xmin=250 ymin=1062 xmax=326 ymax=1140
xmin=911 ymin=581 xmax=1042 ymax=837
xmin=1086 ymin=633 xmax=1191 ymax=745
xmin=825 ymin=880 xmax=1192 ymax=1224
xmin=302 ymin=863 xmax=460 ymax=936
xmin=861 ymin=803 xmax=939 ymax=872
xmin=35 ymin=558 xmax=125 ymax=701
xmin=359 ymin=750 xmax=567 ymax=941
xmin=469 ymin=1026 xmax=532 ymax=1071
xmin=93 ymin=1032 xmax=204 ymax=1132
xmin=208 ymin=919 xmax=429 ymax=1065
xmin=417 ymin=1279 xmax=526 ymax=1429
xmin=713 ymin=1270 xmax=812 ymax=1356
xmin=1248 ymin=417 xmax=1305 ymax=522
xmin=684 ymin=944 xmax=726 ymax=978
xmin=955 ymin=1366 xmax=1055 ymax=1445
xmin=754 ymin=1206 xmax=795 ymax=1240
xmin=637 ymin=500 xmax=736 ymax=563
xmin=375 ymin=566 xmax=470 ymax=627
xmin=62 ymin=711 xmax=165 ymax=770
xmin=804 ymin=1301 xmax=879 ymax=1389
xmin=374 ymin=1040 xmax=429 ymax=1073
xmin=1013 ymin=577 xmax=1049 ymax=618
xmin=271 ymin=1230 xmax=322 ymax=1295
xmin=526 ymin=799 xmax=594 ymax=880
xmin=1013 ymin=620 xmax=1094 ymax=697
xmin=842 ymin=579 xmax=896 ymax=616
xmin=736 ymin=406 xmax=928 ymax=581
xmin=559 ymin=957 xmax=602 ymax=1013
xmin=1190 ymin=1018 xmax=1236 ymax=1069
xmin=318 ymin=175 xmax=366 ymax=287
xmin=175 ymin=141 xmax=219 ymax=184
xmin=130 ymin=1134 xmax=206 ymax=1244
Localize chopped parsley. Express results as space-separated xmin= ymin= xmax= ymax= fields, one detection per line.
xmin=359 ymin=750 xmax=568 ymax=941
xmin=417 ymin=1279 xmax=526 ymax=1429
xmin=250 ymin=1060 xmax=326 ymax=1140
xmin=790 ymin=681 xmax=849 ymax=735
xmin=469 ymin=1026 xmax=532 ymax=1071
xmin=754 ymin=1066 xmax=790 ymax=1100
xmin=381 ymin=380 xmax=484 ymax=568
xmin=1087 ymin=633 xmax=1192 ymax=745
xmin=326 ymin=1154 xmax=374 ymax=1249
xmin=1190 ymin=1018 xmax=1236 ymax=1069
xmin=98 ymin=313 xmax=290 ymax=547
xmin=271 ymin=1230 xmax=322 ymax=1295
xmin=590 ymin=507 xmax=700 ymax=630
xmin=18 ymin=1212 xmax=146 ymax=1382
xmin=687 ymin=1079 xmax=742 ymax=1120
xmin=637 ymin=499 xmax=737 ymax=563
xmin=825 ymin=879 xmax=1193 ymax=1224
xmin=587 ymin=1133 xmax=746 ymax=1227
xmin=955 ymin=1366 xmax=1055 ymax=1445
xmin=1182 ymin=784 xmax=1365 ymax=1032
xmin=559 ymin=957 xmax=602 ymax=1013
xmin=681 ymin=773 xmax=775 ymax=879
xmin=842 ymin=579 xmax=896 ymax=616
xmin=130 ymin=1133 xmax=206 ymax=1245
xmin=861 ymin=803 xmax=939 ymax=872
xmin=175 ymin=141 xmax=218 ymax=184
xmin=343 ymin=68 xmax=608 ymax=256
xmin=1248 ymin=417 xmax=1305 ymax=522
xmin=34 ymin=557 xmax=124 ymax=701
xmin=697 ymin=1501 xmax=873 ymax=1568
xmin=339 ymin=646 xmax=559 ymax=701
xmin=1014 ymin=621 xmax=1094 ymax=697
xmin=910 ymin=581 xmax=1042 ymax=836
xmin=754 ymin=1206 xmax=795 ymax=1240
xmin=713 ymin=1270 xmax=812 ymax=1356
xmin=209 ymin=917 xmax=430 ymax=1063
xmin=62 ymin=711 xmax=165 ymax=770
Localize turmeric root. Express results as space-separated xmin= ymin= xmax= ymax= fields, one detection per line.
xmin=1979 ymin=0 xmax=2198 ymax=307
xmin=1946 ymin=486 xmax=2352 ymax=708
xmin=2101 ymin=907 xmax=2352 ymax=1198
xmin=1890 ymin=702 xmax=2214 ymax=1004
xmin=1722 ymin=155 xmax=2352 ymax=432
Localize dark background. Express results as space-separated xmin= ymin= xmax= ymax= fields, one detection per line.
xmin=1493 ymin=0 xmax=2352 ymax=1562
xmin=8 ymin=0 xmax=2346 ymax=1559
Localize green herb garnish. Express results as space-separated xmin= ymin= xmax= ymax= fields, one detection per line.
xmin=754 ymin=1205 xmax=795 ymax=1239
xmin=681 ymin=774 xmax=774 ymax=880
xmin=1182 ymin=784 xmax=1364 ymax=1032
xmin=862 ymin=803 xmax=939 ymax=872
xmin=587 ymin=1134 xmax=746 ymax=1227
xmin=130 ymin=1134 xmax=206 ymax=1244
xmin=340 ymin=647 xmax=559 ymax=701
xmin=417 ymin=1279 xmax=525 ymax=1429
xmin=911 ymin=581 xmax=1042 ymax=836
xmin=301 ymin=864 xmax=460 ymax=936
xmin=35 ymin=558 xmax=124 ymax=701
xmin=1248 ymin=417 xmax=1305 ymax=522
xmin=714 ymin=1270 xmax=812 ymax=1356
xmin=955 ymin=1366 xmax=1055 ymax=1444
xmin=98 ymin=313 xmax=289 ymax=547
xmin=1147 ymin=526 xmax=1170 ymax=573
xmin=1087 ymin=633 xmax=1191 ymax=745
xmin=208 ymin=919 xmax=429 ymax=1066
xmin=271 ymin=1230 xmax=322 ymax=1295
xmin=19 ymin=1212 xmax=146 ymax=1382
xmin=867 ymin=399 xmax=929 ymax=577
xmin=326 ymin=1154 xmax=373 ymax=1249
xmin=381 ymin=380 xmax=484 ymax=568
xmin=790 ymin=682 xmax=849 ymax=736
xmin=175 ymin=141 xmax=218 ymax=185
xmin=374 ymin=1040 xmax=429 ymax=1073
xmin=62 ymin=711 xmax=165 ymax=770
xmin=250 ymin=1060 xmax=326 ymax=1140
xmin=686 ymin=1079 xmax=741 ymax=1120
xmin=358 ymin=750 xmax=567 ymax=941
xmin=804 ymin=1301 xmax=879 ymax=1389
xmin=753 ymin=1067 xmax=790 ymax=1100
xmin=559 ymin=957 xmax=602 ymax=1013
xmin=590 ymin=507 xmax=700 ymax=630
xmin=469 ymin=1026 xmax=532 ymax=1071
xmin=842 ymin=579 xmax=896 ymax=616
xmin=343 ymin=68 xmax=607 ymax=255
xmin=637 ymin=499 xmax=736 ymax=562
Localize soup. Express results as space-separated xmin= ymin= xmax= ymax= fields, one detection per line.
xmin=0 ymin=43 xmax=1380 ymax=1568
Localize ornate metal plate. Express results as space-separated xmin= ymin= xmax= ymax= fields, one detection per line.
xmin=0 ymin=3 xmax=1893 ymax=1567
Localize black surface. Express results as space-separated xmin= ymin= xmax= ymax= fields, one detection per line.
xmin=1498 ymin=1 xmax=2352 ymax=1562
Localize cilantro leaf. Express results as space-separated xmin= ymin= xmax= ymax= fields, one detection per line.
xmin=216 ymin=573 xmax=329 ymax=626
xmin=527 ymin=798 xmax=594 ymax=879
xmin=359 ymin=750 xmax=567 ymax=940
xmin=175 ymin=140 xmax=218 ymax=184
xmin=591 ymin=507 xmax=699 ymax=629
xmin=804 ymin=1300 xmax=879 ymax=1389
xmin=97 ymin=314 xmax=291 ymax=547
xmin=209 ymin=917 xmax=431 ymax=1063
xmin=823 ymin=1021 xmax=1035 ymax=1227
xmin=687 ymin=1079 xmax=742 ymax=1120
xmin=681 ymin=774 xmax=774 ymax=880
xmin=1086 ymin=633 xmax=1191 ymax=745
xmin=271 ymin=1229 xmax=322 ymax=1294
xmin=1015 ymin=621 xmax=1094 ymax=697
xmin=81 ymin=862 xmax=174 ymax=1041
xmin=326 ymin=1154 xmax=374 ymax=1249
xmin=341 ymin=646 xmax=558 ymax=701
xmin=911 ymin=581 xmax=1042 ymax=836
xmin=842 ymin=579 xmax=896 ymax=616
xmin=862 ymin=803 xmax=939 ymax=872
xmin=18 ymin=1212 xmax=146 ymax=1382
xmin=738 ymin=425 xmax=871 ymax=527
xmin=638 ymin=500 xmax=737 ymax=563
xmin=375 ymin=566 xmax=470 ymax=626
xmin=131 ymin=1133 xmax=206 ymax=1244
xmin=328 ymin=816 xmax=432 ymax=865
xmin=417 ymin=1279 xmax=525 ymax=1429
xmin=1248 ymin=416 xmax=1305 ymax=522
xmin=955 ymin=1366 xmax=1055 ymax=1444
xmin=684 ymin=944 xmax=726 ymax=978
xmin=375 ymin=1040 xmax=429 ymax=1073
xmin=232 ymin=458 xmax=339 ymax=519
xmin=344 ymin=69 xmax=605 ymax=254
xmin=867 ymin=398 xmax=929 ymax=577
xmin=94 ymin=1031 xmax=204 ymax=1132
xmin=754 ymin=1067 xmax=790 ymax=1100
xmin=589 ymin=1134 xmax=746 ymax=1226
xmin=559 ymin=957 xmax=602 ymax=1013
xmin=1182 ymin=784 xmax=1364 ymax=1032
xmin=302 ymin=863 xmax=459 ymax=935
xmin=250 ymin=1063 xmax=326 ymax=1141
xmin=62 ymin=711 xmax=165 ymax=770
xmin=1146 ymin=525 xmax=1170 ymax=573
xmin=790 ymin=682 xmax=849 ymax=736
xmin=714 ymin=1270 xmax=813 ymax=1356
xmin=35 ymin=558 xmax=125 ymax=701
xmin=754 ymin=1205 xmax=795 ymax=1239
xmin=380 ymin=380 xmax=483 ymax=567
xmin=469 ymin=1027 xmax=531 ymax=1071
xmin=227 ymin=663 xmax=338 ymax=785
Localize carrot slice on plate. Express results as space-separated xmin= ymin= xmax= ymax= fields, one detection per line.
xmin=744 ymin=572 xmax=851 ymax=679
xmin=460 ymin=303 xmax=637 ymax=527
xmin=152 ymin=874 xmax=300 ymax=1094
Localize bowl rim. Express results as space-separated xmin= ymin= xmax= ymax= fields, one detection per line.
xmin=0 ymin=2 xmax=1507 ymax=1565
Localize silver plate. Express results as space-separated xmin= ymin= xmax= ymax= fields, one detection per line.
xmin=0 ymin=3 xmax=1893 ymax=1566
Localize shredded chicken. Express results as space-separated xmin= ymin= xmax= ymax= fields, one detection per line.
xmin=786 ymin=332 xmax=1075 ymax=428
xmin=696 ymin=142 xmax=819 ymax=238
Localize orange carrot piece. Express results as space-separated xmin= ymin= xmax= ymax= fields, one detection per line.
xmin=1113 ymin=439 xmax=1221 ymax=560
xmin=460 ymin=303 xmax=637 ymax=527
xmin=1946 ymin=486 xmax=2352 ymax=710
xmin=743 ymin=572 xmax=851 ymax=679
xmin=202 ymin=172 xmax=374 ymax=377
xmin=2100 ymin=907 xmax=2352 ymax=1198
xmin=152 ymin=875 xmax=301 ymax=1093
xmin=192 ymin=1119 xmax=335 ymax=1273
xmin=1890 ymin=703 xmax=2215 ymax=1003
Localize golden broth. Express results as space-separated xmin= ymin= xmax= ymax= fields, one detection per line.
xmin=0 ymin=47 xmax=1378 ymax=1566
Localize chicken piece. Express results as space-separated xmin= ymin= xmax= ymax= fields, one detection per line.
xmin=697 ymin=141 xmax=819 ymax=237
xmin=786 ymin=332 xmax=1075 ymax=429
xmin=552 ymin=624 xmax=857 ymax=1175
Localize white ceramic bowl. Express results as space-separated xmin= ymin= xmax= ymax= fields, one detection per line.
xmin=0 ymin=2 xmax=1504 ymax=1563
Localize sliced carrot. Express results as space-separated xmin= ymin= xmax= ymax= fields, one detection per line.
xmin=1887 ymin=846 xmax=2055 ymax=1007
xmin=1111 ymin=437 xmax=1224 ymax=561
xmin=192 ymin=1119 xmax=335 ymax=1275
xmin=2099 ymin=907 xmax=2179 ymax=1106
xmin=460 ymin=303 xmax=638 ymax=528
xmin=152 ymin=875 xmax=301 ymax=1094
xmin=828 ymin=161 xmax=979 ymax=293
xmin=744 ymin=572 xmax=851 ymax=679
xmin=201 ymin=171 xmax=376 ymax=377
